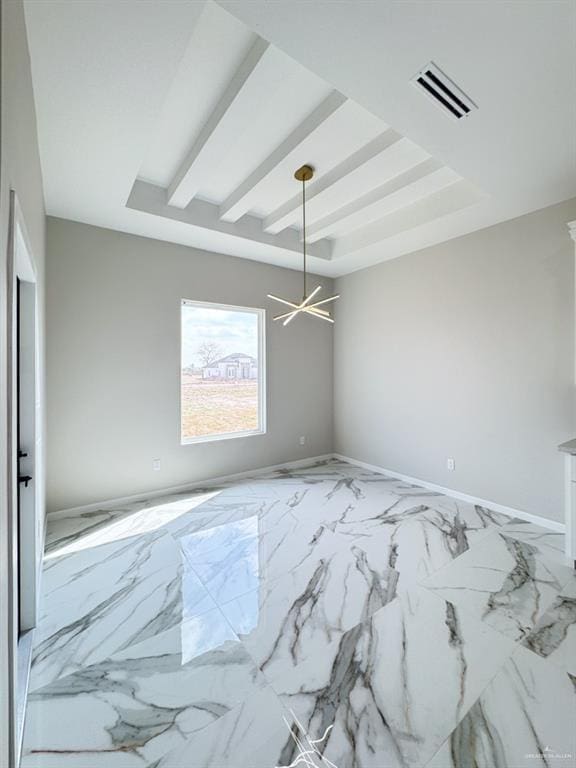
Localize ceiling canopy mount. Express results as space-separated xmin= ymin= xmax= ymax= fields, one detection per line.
xmin=294 ymin=164 xmax=314 ymax=182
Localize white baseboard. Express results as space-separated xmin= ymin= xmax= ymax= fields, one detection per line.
xmin=49 ymin=452 xmax=566 ymax=536
xmin=334 ymin=453 xmax=566 ymax=534
xmin=48 ymin=454 xmax=335 ymax=519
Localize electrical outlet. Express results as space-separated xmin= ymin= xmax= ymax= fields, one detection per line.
xmin=446 ymin=458 xmax=455 ymax=471
xmin=153 ymin=458 xmax=161 ymax=471
xmin=299 ymin=436 xmax=306 ymax=446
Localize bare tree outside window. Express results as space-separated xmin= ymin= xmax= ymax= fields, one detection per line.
xmin=197 ymin=342 xmax=223 ymax=368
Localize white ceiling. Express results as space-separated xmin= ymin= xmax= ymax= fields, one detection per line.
xmin=24 ymin=0 xmax=576 ymax=277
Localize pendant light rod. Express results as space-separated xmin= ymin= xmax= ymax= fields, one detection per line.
xmin=302 ymin=175 xmax=306 ymax=298
xmin=294 ymin=164 xmax=314 ymax=300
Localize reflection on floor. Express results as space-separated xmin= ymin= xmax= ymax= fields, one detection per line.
xmin=21 ymin=460 xmax=576 ymax=767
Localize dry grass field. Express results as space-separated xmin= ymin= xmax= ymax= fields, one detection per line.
xmin=181 ymin=373 xmax=259 ymax=439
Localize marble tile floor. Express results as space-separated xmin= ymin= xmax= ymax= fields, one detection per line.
xmin=21 ymin=460 xmax=576 ymax=767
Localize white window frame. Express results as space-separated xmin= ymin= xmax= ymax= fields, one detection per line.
xmin=180 ymin=299 xmax=266 ymax=445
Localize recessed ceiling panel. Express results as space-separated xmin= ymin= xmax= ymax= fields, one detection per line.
xmin=196 ymin=48 xmax=332 ymax=203
xmin=311 ymin=164 xmax=461 ymax=242
xmin=138 ymin=2 xmax=257 ymax=187
xmin=245 ymin=100 xmax=385 ymax=218
xmin=290 ymin=137 xmax=432 ymax=231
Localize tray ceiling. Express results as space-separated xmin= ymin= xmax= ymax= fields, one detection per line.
xmin=24 ymin=0 xmax=575 ymax=276
xmin=127 ymin=2 xmax=482 ymax=267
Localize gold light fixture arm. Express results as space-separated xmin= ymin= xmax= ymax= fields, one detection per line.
xmin=267 ymin=294 xmax=330 ymax=316
xmin=273 ymin=293 xmax=340 ymax=322
xmin=279 ymin=285 xmax=322 ymax=326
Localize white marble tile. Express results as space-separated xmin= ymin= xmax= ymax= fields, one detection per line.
xmin=164 ymin=504 xmax=271 ymax=548
xmin=176 ymin=564 xmax=214 ymax=622
xmin=426 ymin=646 xmax=576 ymax=768
xmin=110 ymin=604 xmax=240 ymax=665
xmin=344 ymin=501 xmax=511 ymax=599
xmin=179 ymin=502 xmax=336 ymax=606
xmin=336 ymin=486 xmax=509 ymax=541
xmin=45 ymin=479 xmax=284 ymax=558
xmin=180 ymin=516 xmax=264 ymax=604
xmin=422 ymin=530 xmax=573 ymax=641
xmin=256 ymin=505 xmax=349 ymax=586
xmin=45 ymin=507 xmax=127 ymax=555
xmin=428 ymin=496 xmax=511 ymax=534
xmin=273 ymin=586 xmax=516 ymax=768
xmin=258 ymin=464 xmax=419 ymax=514
xmin=155 ymin=685 xmax=294 ymax=768
xmin=43 ymin=524 xmax=178 ymax=577
xmin=203 ymin=496 xmax=512 ymax=691
xmin=219 ymin=532 xmax=400 ymax=689
xmin=44 ymin=488 xmax=228 ymax=556
xmin=22 ymin=609 xmax=261 ymax=767
xmin=180 ymin=514 xmax=259 ymax=557
xmin=165 ymin=486 xmax=284 ymax=542
xmin=500 ymin=518 xmax=568 ymax=565
xmin=279 ymin=479 xmax=386 ymax=533
xmin=30 ymin=535 xmax=213 ymax=691
xmin=278 ymin=487 xmax=512 ymax=612
xmin=266 ymin=459 xmax=358 ymax=481
xmin=26 ymin=462 xmax=576 ymax=768
xmin=522 ymin=573 xmax=576 ymax=676
xmin=278 ymin=475 xmax=511 ymax=598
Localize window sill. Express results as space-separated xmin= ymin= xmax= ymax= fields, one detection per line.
xmin=180 ymin=428 xmax=266 ymax=446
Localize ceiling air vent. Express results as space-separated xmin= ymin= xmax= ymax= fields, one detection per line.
xmin=412 ymin=62 xmax=477 ymax=120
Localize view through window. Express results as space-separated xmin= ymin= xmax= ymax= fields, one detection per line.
xmin=181 ymin=300 xmax=265 ymax=442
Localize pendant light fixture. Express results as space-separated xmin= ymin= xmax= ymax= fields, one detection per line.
xmin=268 ymin=165 xmax=339 ymax=325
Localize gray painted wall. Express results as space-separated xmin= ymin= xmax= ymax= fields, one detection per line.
xmin=0 ymin=0 xmax=46 ymax=762
xmin=334 ymin=198 xmax=576 ymax=523
xmin=46 ymin=218 xmax=334 ymax=512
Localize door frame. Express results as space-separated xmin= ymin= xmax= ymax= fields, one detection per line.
xmin=3 ymin=190 xmax=43 ymax=766
xmin=569 ymin=220 xmax=576 ymax=564
xmin=15 ymin=225 xmax=40 ymax=633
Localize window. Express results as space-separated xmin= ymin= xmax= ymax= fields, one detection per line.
xmin=180 ymin=300 xmax=266 ymax=443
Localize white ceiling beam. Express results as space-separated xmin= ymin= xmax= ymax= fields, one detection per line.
xmin=306 ymin=158 xmax=457 ymax=242
xmin=262 ymin=129 xmax=404 ymax=235
xmin=166 ymin=38 xmax=269 ymax=208
xmin=218 ymin=91 xmax=347 ymax=223
xmin=332 ymin=180 xmax=485 ymax=258
xmin=128 ymin=180 xmax=333 ymax=260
